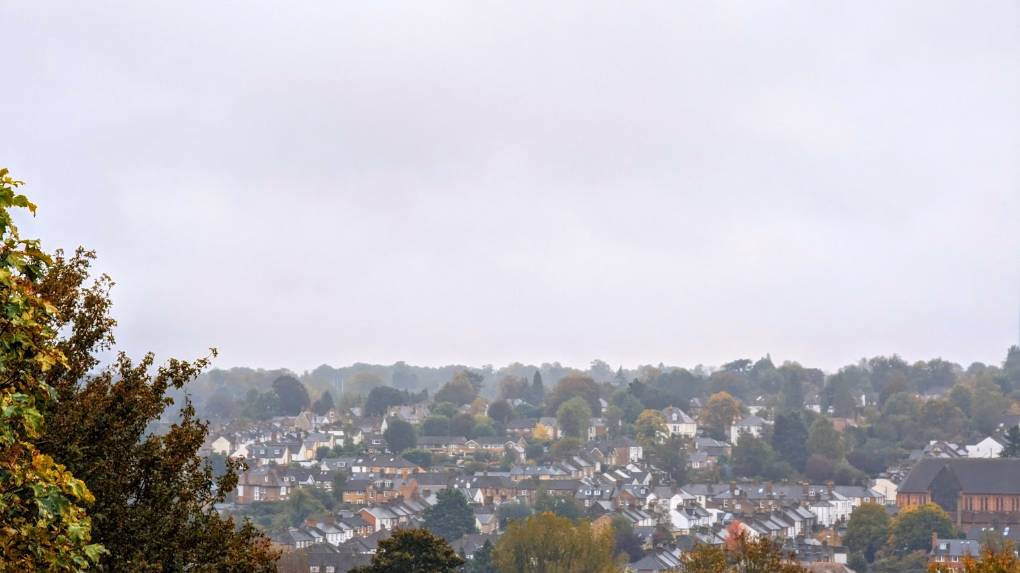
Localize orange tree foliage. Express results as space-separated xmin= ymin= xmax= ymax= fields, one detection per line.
xmin=0 ymin=168 xmax=104 ymax=571
xmin=682 ymin=524 xmax=807 ymax=573
xmin=929 ymin=543 xmax=1020 ymax=573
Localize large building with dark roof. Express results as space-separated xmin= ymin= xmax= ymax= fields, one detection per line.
xmin=897 ymin=459 xmax=1020 ymax=526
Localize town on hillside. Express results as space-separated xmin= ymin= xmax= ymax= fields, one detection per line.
xmin=198 ymin=356 xmax=1020 ymax=573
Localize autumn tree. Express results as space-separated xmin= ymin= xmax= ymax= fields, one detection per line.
xmin=0 ymin=168 xmax=105 ymax=570
xmin=34 ymin=249 xmax=276 ymax=565
xmin=929 ymin=542 xmax=1020 ymax=573
xmin=634 ymin=409 xmax=667 ymax=448
xmin=492 ymin=512 xmax=623 ymax=573
xmin=435 ymin=372 xmax=479 ymax=406
xmin=681 ymin=526 xmax=807 ymax=573
xmin=701 ymin=392 xmax=742 ymax=438
xmin=350 ymin=528 xmax=464 ymax=573
xmin=545 ymin=373 xmax=601 ymax=416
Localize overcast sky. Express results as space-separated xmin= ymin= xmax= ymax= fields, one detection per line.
xmin=2 ymin=2 xmax=1018 ymax=373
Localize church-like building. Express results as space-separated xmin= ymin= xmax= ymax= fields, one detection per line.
xmin=897 ymin=458 xmax=1020 ymax=526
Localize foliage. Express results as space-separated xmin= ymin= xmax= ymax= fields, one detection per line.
xmin=384 ymin=418 xmax=417 ymax=453
xmin=488 ymin=399 xmax=513 ymax=425
xmin=435 ymin=372 xmax=479 ymax=406
xmin=350 ymin=528 xmax=464 ymax=573
xmin=466 ymin=539 xmax=497 ymax=573
xmin=844 ymin=502 xmax=890 ymax=562
xmin=701 ymin=392 xmax=742 ymax=438
xmin=272 ymin=375 xmax=311 ymax=415
xmin=807 ymin=417 xmax=844 ymax=461
xmin=681 ymin=529 xmax=807 ymax=573
xmin=634 ymin=409 xmax=667 ymax=448
xmin=422 ymin=415 xmax=451 ymax=436
xmin=610 ymin=515 xmax=645 ymax=562
xmin=496 ymin=501 xmax=532 ymax=529
xmin=648 ymin=435 xmax=689 ymax=485
xmin=888 ymin=504 xmax=955 ymax=552
xmin=423 ymin=489 xmax=477 ymax=541
xmin=533 ymin=489 xmax=583 ymax=520
xmin=771 ymin=412 xmax=809 ymax=471
xmin=365 ymin=386 xmax=411 ymax=417
xmin=0 ymin=168 xmax=105 ymax=571
xmin=556 ymin=396 xmax=592 ymax=439
xmin=1001 ymin=426 xmax=1020 ymax=457
xmin=546 ymin=374 xmax=601 ymax=416
xmin=492 ymin=512 xmax=623 ymax=573
xmin=36 ymin=245 xmax=277 ymax=570
xmin=312 ymin=390 xmax=335 ymax=415
xmin=929 ymin=542 xmax=1020 ymax=573
xmin=402 ymin=449 xmax=433 ymax=468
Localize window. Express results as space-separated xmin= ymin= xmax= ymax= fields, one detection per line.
xmin=310 ymin=567 xmax=320 ymax=573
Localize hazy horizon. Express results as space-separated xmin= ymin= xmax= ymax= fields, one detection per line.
xmin=3 ymin=2 xmax=1018 ymax=373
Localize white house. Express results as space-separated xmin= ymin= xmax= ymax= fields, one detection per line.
xmin=662 ymin=407 xmax=697 ymax=438
xmin=210 ymin=435 xmax=233 ymax=455
xmin=870 ymin=478 xmax=899 ymax=505
xmin=729 ymin=416 xmax=765 ymax=444
xmin=967 ymin=436 xmax=1005 ymax=458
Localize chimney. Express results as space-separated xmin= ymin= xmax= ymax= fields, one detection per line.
xmin=931 ymin=531 xmax=939 ymax=551
xmin=730 ymin=481 xmax=737 ymax=494
xmin=826 ymin=481 xmax=834 ymax=496
xmin=766 ymin=482 xmax=774 ymax=497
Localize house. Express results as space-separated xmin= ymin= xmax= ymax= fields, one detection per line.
xmin=587 ymin=417 xmax=610 ymax=440
xmin=385 ymin=404 xmax=431 ymax=425
xmin=249 ymin=442 xmax=293 ymax=466
xmin=869 ymin=477 xmax=899 ymax=505
xmin=929 ymin=538 xmax=982 ymax=570
xmin=236 ymin=467 xmax=289 ymax=504
xmin=341 ymin=477 xmax=418 ymax=505
xmin=505 ymin=418 xmax=537 ymax=438
xmin=967 ymin=436 xmax=1005 ymax=459
xmin=351 ymin=455 xmax=420 ymax=478
xmin=662 ymin=407 xmax=697 ymax=438
xmin=475 ymin=508 xmax=498 ymax=534
xmin=210 ymin=435 xmax=233 ymax=455
xmin=897 ymin=458 xmax=1020 ymax=526
xmin=416 ymin=436 xmax=469 ymax=455
xmin=729 ymin=416 xmax=765 ymax=444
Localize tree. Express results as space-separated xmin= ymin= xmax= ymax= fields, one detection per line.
xmin=0 ymin=169 xmax=105 ymax=570
xmin=492 ymin=513 xmax=623 ymax=573
xmin=844 ymin=502 xmax=890 ymax=562
xmin=681 ymin=528 xmax=807 ymax=573
xmin=466 ymin=539 xmax=497 ymax=573
xmin=771 ymin=412 xmax=809 ymax=471
xmin=451 ymin=412 xmax=476 ymax=437
xmin=526 ymin=370 xmax=545 ymax=405
xmin=634 ymin=409 xmax=667 ymax=448
xmin=649 ymin=435 xmax=689 ymax=485
xmin=488 ymin=399 xmax=513 ymax=425
xmin=556 ymin=396 xmax=592 ymax=439
xmin=610 ymin=390 xmax=643 ymax=424
xmin=731 ymin=434 xmax=777 ymax=479
xmin=546 ymin=374 xmax=601 ymax=416
xmin=312 ymin=390 xmax=335 ymax=416
xmin=384 ymin=418 xmax=417 ymax=453
xmin=332 ymin=472 xmax=348 ymax=502
xmin=365 ymin=386 xmax=409 ymax=417
xmin=33 ymin=202 xmax=276 ymax=567
xmin=496 ymin=501 xmax=532 ymax=529
xmin=610 ymin=515 xmax=645 ymax=562
xmin=533 ymin=489 xmax=584 ymax=520
xmin=807 ymin=418 xmax=844 ymax=461
xmin=701 ymin=392 xmax=742 ymax=438
xmin=1001 ymin=425 xmax=1020 ymax=458
xmin=888 ymin=503 xmax=955 ymax=552
xmin=272 ymin=375 xmax=311 ymax=415
xmin=402 ymin=449 xmax=433 ymax=468
xmin=350 ymin=528 xmax=463 ymax=573
xmin=435 ymin=373 xmax=479 ymax=406
xmin=423 ymin=489 xmax=477 ymax=541
xmin=422 ymin=415 xmax=450 ymax=436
